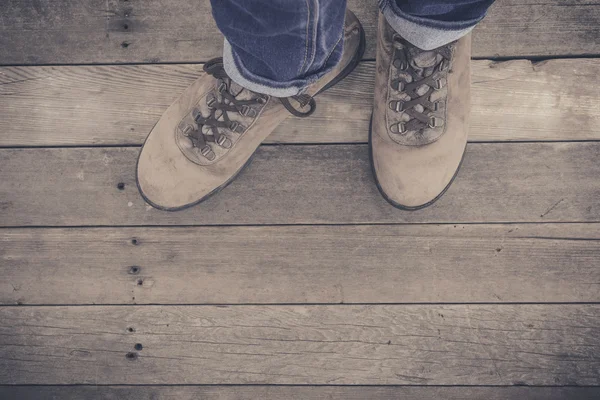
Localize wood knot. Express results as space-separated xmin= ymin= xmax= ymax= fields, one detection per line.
xmin=128 ymin=266 xmax=141 ymax=275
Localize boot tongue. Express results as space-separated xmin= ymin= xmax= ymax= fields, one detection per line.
xmin=405 ymin=48 xmax=441 ymax=97
xmin=227 ymin=80 xmax=254 ymax=101
xmin=408 ymin=48 xmax=439 ymax=69
xmin=229 ymin=80 xmax=244 ymax=96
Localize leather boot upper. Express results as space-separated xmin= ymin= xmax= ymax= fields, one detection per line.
xmin=370 ymin=12 xmax=471 ymax=209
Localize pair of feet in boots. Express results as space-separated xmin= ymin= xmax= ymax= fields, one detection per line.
xmin=137 ymin=11 xmax=470 ymax=211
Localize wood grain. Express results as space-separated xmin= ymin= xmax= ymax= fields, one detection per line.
xmin=1 ymin=304 xmax=599 ymax=385
xmin=0 ymin=0 xmax=599 ymax=64
xmin=2 ymin=224 xmax=600 ymax=305
xmin=0 ymin=143 xmax=598 ymax=226
xmin=1 ymin=59 xmax=599 ymax=146
xmin=1 ymin=386 xmax=599 ymax=400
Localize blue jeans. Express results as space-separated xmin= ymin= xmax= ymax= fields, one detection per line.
xmin=211 ymin=0 xmax=495 ymax=97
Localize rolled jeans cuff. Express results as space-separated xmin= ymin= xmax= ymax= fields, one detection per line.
xmin=379 ymin=0 xmax=478 ymax=50
xmin=224 ymin=39 xmax=325 ymax=97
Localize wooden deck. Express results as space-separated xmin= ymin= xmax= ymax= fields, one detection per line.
xmin=1 ymin=0 xmax=600 ymax=398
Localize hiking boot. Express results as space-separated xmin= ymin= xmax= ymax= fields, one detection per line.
xmin=137 ymin=10 xmax=365 ymax=211
xmin=369 ymin=12 xmax=471 ymax=210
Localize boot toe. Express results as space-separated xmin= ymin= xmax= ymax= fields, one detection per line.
xmin=136 ymin=114 xmax=225 ymax=211
xmin=370 ymin=128 xmax=465 ymax=210
xmin=136 ymin=142 xmax=220 ymax=211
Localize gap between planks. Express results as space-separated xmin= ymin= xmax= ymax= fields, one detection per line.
xmin=1 ymin=386 xmax=600 ymax=400
xmin=0 ymin=0 xmax=599 ymax=64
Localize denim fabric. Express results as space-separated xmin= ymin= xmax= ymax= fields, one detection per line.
xmin=380 ymin=0 xmax=495 ymax=50
xmin=211 ymin=0 xmax=495 ymax=96
xmin=390 ymin=0 xmax=495 ymax=28
xmin=213 ymin=0 xmax=347 ymax=97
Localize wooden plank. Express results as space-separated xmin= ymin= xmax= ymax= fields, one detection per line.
xmin=0 ymin=0 xmax=598 ymax=65
xmin=1 ymin=305 xmax=599 ymax=384
xmin=0 ymin=143 xmax=599 ymax=226
xmin=2 ymin=224 xmax=600 ymax=305
xmin=1 ymin=386 xmax=599 ymax=400
xmin=1 ymin=59 xmax=599 ymax=146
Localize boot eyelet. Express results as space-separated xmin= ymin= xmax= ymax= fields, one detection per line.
xmin=390 ymin=122 xmax=407 ymax=135
xmin=428 ymin=116 xmax=445 ymax=128
xmin=240 ymin=105 xmax=258 ymax=118
xmin=206 ymin=95 xmax=216 ymax=108
xmin=389 ymin=100 xmax=404 ymax=112
xmin=217 ymin=135 xmax=232 ymax=149
xmin=229 ymin=121 xmax=245 ymax=133
xmin=434 ymin=79 xmax=445 ymax=90
xmin=391 ymin=80 xmax=405 ymax=91
xmin=433 ymin=101 xmax=443 ymax=111
xmin=192 ymin=108 xmax=203 ymax=122
xmin=393 ymin=59 xmax=408 ymax=70
xmin=392 ymin=34 xmax=404 ymax=47
xmin=181 ymin=125 xmax=194 ymax=137
xmin=200 ymin=146 xmax=216 ymax=161
xmin=218 ymin=81 xmax=227 ymax=93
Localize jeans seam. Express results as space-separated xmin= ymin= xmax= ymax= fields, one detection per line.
xmin=298 ymin=0 xmax=310 ymax=76
xmin=305 ymin=0 xmax=319 ymax=76
xmin=378 ymin=0 xmax=388 ymax=13
xmin=322 ymin=30 xmax=343 ymax=68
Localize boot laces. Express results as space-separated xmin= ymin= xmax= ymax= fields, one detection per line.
xmin=389 ymin=36 xmax=453 ymax=135
xmin=182 ymin=58 xmax=316 ymax=160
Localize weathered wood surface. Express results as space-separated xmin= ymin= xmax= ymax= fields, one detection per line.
xmin=1 ymin=386 xmax=599 ymax=400
xmin=2 ymin=224 xmax=600 ymax=305
xmin=1 ymin=0 xmax=599 ymax=65
xmin=0 ymin=143 xmax=598 ymax=226
xmin=1 ymin=0 xmax=599 ymax=393
xmin=1 ymin=305 xmax=599 ymax=384
xmin=1 ymin=59 xmax=598 ymax=146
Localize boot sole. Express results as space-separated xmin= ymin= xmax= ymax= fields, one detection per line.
xmin=137 ymin=19 xmax=366 ymax=212
xmin=368 ymin=116 xmax=467 ymax=211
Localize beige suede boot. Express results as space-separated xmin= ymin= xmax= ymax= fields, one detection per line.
xmin=137 ymin=10 xmax=364 ymax=211
xmin=370 ymin=12 xmax=471 ymax=210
